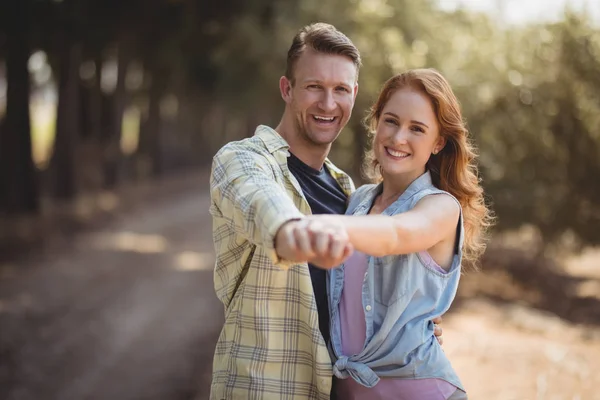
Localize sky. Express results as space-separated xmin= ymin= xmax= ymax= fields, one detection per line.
xmin=437 ymin=0 xmax=600 ymax=25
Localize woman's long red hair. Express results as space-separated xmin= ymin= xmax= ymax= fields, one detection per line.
xmin=364 ymin=69 xmax=494 ymax=268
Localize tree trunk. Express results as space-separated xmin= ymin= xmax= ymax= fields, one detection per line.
xmin=52 ymin=40 xmax=82 ymax=199
xmin=102 ymin=42 xmax=129 ymax=188
xmin=182 ymin=95 xmax=206 ymax=167
xmin=138 ymin=67 xmax=167 ymax=177
xmin=90 ymin=55 xmax=104 ymax=140
xmin=0 ymin=0 xmax=38 ymax=214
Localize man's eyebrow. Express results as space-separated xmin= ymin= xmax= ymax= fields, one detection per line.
xmin=383 ymin=112 xmax=429 ymax=129
xmin=302 ymin=79 xmax=352 ymax=87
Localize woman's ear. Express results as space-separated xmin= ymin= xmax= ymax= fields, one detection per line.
xmin=433 ymin=137 xmax=447 ymax=155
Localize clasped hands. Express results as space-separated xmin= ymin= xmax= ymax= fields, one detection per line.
xmin=274 ymin=216 xmax=445 ymax=344
xmin=275 ymin=216 xmax=353 ymax=269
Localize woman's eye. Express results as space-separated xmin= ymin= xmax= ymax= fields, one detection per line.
xmin=385 ymin=119 xmax=398 ymax=125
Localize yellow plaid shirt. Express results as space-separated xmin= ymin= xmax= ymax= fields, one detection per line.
xmin=209 ymin=125 xmax=355 ymax=400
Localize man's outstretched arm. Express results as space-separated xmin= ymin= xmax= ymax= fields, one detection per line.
xmin=210 ymin=146 xmax=305 ymax=266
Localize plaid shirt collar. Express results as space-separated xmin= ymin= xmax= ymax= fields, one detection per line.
xmin=255 ymin=125 xmax=354 ymax=196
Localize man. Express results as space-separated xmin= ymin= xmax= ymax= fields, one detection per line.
xmin=209 ymin=23 xmax=441 ymax=400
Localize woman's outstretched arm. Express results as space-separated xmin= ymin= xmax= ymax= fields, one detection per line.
xmin=311 ymin=194 xmax=460 ymax=258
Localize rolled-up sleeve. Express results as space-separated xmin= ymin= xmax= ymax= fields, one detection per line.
xmin=209 ymin=146 xmax=304 ymax=266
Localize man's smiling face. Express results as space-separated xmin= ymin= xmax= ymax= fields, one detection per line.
xmin=282 ymin=48 xmax=358 ymax=147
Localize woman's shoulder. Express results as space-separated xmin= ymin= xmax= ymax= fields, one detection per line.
xmin=412 ymin=185 xmax=460 ymax=209
xmin=414 ymin=192 xmax=462 ymax=217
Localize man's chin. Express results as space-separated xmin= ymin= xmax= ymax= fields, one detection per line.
xmin=310 ymin=137 xmax=337 ymax=147
xmin=306 ymin=130 xmax=341 ymax=146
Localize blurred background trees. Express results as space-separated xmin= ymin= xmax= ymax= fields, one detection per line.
xmin=0 ymin=0 xmax=599 ymax=251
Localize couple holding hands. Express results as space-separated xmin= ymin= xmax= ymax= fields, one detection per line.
xmin=209 ymin=22 xmax=492 ymax=400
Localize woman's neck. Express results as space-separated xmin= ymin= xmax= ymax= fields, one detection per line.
xmin=371 ymin=170 xmax=424 ymax=213
xmin=371 ymin=185 xmax=405 ymax=214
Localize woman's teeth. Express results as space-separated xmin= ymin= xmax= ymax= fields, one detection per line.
xmin=386 ymin=148 xmax=409 ymax=158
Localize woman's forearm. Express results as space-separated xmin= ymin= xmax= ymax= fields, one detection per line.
xmin=311 ymin=215 xmax=410 ymax=256
xmin=312 ymin=213 xmax=440 ymax=257
xmin=342 ymin=215 xmax=402 ymax=256
xmin=317 ymin=195 xmax=459 ymax=257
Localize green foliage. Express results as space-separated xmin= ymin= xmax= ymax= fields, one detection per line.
xmin=4 ymin=0 xmax=599 ymax=247
xmin=269 ymin=1 xmax=600 ymax=249
xmin=471 ymin=14 xmax=600 ymax=247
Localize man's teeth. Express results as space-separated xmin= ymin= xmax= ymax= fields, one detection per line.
xmin=313 ymin=115 xmax=335 ymax=122
xmin=387 ymin=148 xmax=409 ymax=158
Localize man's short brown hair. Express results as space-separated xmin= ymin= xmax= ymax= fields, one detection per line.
xmin=285 ymin=23 xmax=362 ymax=84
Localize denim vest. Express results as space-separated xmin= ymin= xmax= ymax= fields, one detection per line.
xmin=328 ymin=171 xmax=465 ymax=391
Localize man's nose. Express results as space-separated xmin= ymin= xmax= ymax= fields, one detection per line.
xmin=318 ymin=91 xmax=337 ymax=112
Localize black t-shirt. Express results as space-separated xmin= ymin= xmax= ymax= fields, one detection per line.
xmin=287 ymin=152 xmax=348 ymax=346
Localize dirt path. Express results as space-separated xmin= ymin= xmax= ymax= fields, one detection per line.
xmin=447 ymin=246 xmax=600 ymax=400
xmin=1 ymin=176 xmax=599 ymax=400
xmin=0 ymin=176 xmax=222 ymax=400
xmin=444 ymin=299 xmax=600 ymax=399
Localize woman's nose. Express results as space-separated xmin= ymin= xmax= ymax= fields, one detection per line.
xmin=392 ymin=128 xmax=409 ymax=144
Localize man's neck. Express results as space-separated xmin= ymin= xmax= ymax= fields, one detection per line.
xmin=274 ymin=120 xmax=331 ymax=170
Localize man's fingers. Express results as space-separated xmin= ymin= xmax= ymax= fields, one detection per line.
xmin=298 ymin=218 xmax=353 ymax=268
xmin=293 ymin=225 xmax=314 ymax=258
xmin=275 ymin=221 xmax=300 ymax=261
xmin=312 ymin=231 xmax=330 ymax=256
xmin=282 ymin=226 xmax=298 ymax=253
xmin=311 ymin=235 xmax=352 ymax=269
xmin=341 ymin=243 xmax=354 ymax=260
xmin=328 ymin=235 xmax=346 ymax=260
xmin=306 ymin=221 xmax=330 ymax=257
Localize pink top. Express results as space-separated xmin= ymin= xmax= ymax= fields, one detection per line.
xmin=336 ymin=251 xmax=458 ymax=400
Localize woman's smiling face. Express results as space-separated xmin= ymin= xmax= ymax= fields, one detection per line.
xmin=374 ymin=87 xmax=445 ymax=184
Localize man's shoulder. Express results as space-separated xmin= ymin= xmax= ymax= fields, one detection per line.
xmin=210 ymin=134 xmax=284 ymax=192
xmin=324 ymin=158 xmax=355 ymax=194
xmin=213 ymin=135 xmax=278 ymax=168
xmin=323 ymin=158 xmax=345 ymax=174
xmin=214 ymin=125 xmax=286 ymax=159
xmin=215 ymin=135 xmax=269 ymax=156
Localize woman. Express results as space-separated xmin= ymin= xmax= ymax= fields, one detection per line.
xmin=276 ymin=68 xmax=493 ymax=399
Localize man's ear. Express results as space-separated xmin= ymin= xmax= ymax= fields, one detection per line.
xmin=279 ymin=76 xmax=293 ymax=103
xmin=353 ymin=83 xmax=359 ymax=101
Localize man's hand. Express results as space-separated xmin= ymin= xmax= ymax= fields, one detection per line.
xmin=275 ymin=217 xmax=353 ymax=269
xmin=433 ymin=316 xmax=443 ymax=345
